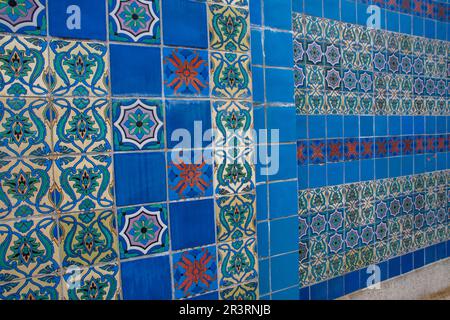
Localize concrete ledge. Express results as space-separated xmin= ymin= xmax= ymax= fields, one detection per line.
xmin=339 ymin=258 xmax=450 ymax=300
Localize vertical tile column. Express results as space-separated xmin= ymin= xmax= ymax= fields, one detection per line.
xmin=251 ymin=0 xmax=300 ymax=300
xmin=207 ymin=0 xmax=259 ymax=299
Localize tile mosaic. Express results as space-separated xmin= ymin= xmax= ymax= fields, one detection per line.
xmin=121 ymin=255 xmax=171 ymax=299
xmin=0 ymin=35 xmax=49 ymax=97
xmin=173 ymin=246 xmax=218 ymax=299
xmin=117 ymin=204 xmax=168 ymax=259
xmin=53 ymin=154 xmax=114 ymax=214
xmin=163 ymin=48 xmax=209 ymax=97
xmin=0 ymin=274 xmax=61 ymax=300
xmin=52 ymin=97 xmax=112 ymax=155
xmin=112 ymin=98 xmax=164 ymax=151
xmin=210 ymin=51 xmax=252 ymax=99
xmin=0 ymin=0 xmax=46 ymax=35
xmin=108 ymin=0 xmax=160 ymax=44
xmin=0 ymin=216 xmax=59 ymax=281
xmin=62 ymin=263 xmax=120 ymax=300
xmin=0 ymin=97 xmax=52 ymax=158
xmin=208 ymin=3 xmax=250 ymax=53
xmin=0 ymin=157 xmax=54 ymax=219
xmin=219 ymin=281 xmax=258 ymax=300
xmin=49 ymin=40 xmax=109 ymax=97
xmin=59 ymin=210 xmax=118 ymax=268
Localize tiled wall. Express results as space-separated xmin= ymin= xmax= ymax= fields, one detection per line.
xmin=294 ymin=0 xmax=450 ymax=300
xmin=0 ymin=0 xmax=448 ymax=301
xmin=0 ymin=0 xmax=259 ymax=300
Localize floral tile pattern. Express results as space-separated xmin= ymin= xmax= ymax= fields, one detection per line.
xmin=52 ymin=155 xmax=114 ymax=214
xmin=0 ymin=97 xmax=52 ymax=158
xmin=117 ymin=205 xmax=169 ymax=259
xmin=0 ymin=35 xmax=49 ymax=97
xmin=62 ymin=263 xmax=120 ymax=300
xmin=0 ymin=274 xmax=61 ymax=300
xmin=173 ymin=246 xmax=218 ymax=299
xmin=52 ymin=97 xmax=112 ymax=155
xmin=208 ymin=4 xmax=250 ymax=53
xmin=108 ymin=0 xmax=160 ymax=44
xmin=0 ymin=0 xmax=46 ymax=35
xmin=59 ymin=210 xmax=118 ymax=268
xmin=163 ymin=48 xmax=209 ymax=97
xmin=0 ymin=216 xmax=59 ymax=282
xmin=0 ymin=157 xmax=54 ymax=220
xmin=49 ymin=40 xmax=109 ymax=97
xmin=219 ymin=281 xmax=258 ymax=300
xmin=112 ymin=98 xmax=164 ymax=151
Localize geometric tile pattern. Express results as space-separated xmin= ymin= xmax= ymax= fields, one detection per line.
xmin=294 ymin=14 xmax=449 ymax=116
xmin=208 ymin=0 xmax=258 ymax=300
xmin=298 ymin=170 xmax=449 ymax=286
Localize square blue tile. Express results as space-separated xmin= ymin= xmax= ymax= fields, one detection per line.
xmin=169 ymin=199 xmax=215 ymax=251
xmin=114 ymin=152 xmax=167 ymax=206
xmin=162 ymin=0 xmax=207 ymax=48
xmin=271 ymin=252 xmax=299 ymax=291
xmin=166 ymin=100 xmax=211 ymax=149
xmin=110 ymin=44 xmax=162 ymax=96
xmin=264 ymin=0 xmax=292 ymax=30
xmin=270 ymin=216 xmax=299 ymax=255
xmin=48 ymin=0 xmax=106 ymax=40
xmin=265 ymin=68 xmax=294 ymax=104
xmin=269 ymin=181 xmax=298 ymax=219
xmin=264 ymin=30 xmax=293 ymax=67
xmin=121 ymin=255 xmax=171 ymax=299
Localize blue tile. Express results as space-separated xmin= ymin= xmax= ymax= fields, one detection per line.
xmin=257 ymin=222 xmax=269 ymax=258
xmin=341 ymin=0 xmax=356 ymax=24
xmin=388 ymin=257 xmax=401 ymax=278
xmin=121 ymin=256 xmax=171 ymax=299
xmin=386 ymin=10 xmax=399 ymax=32
xmin=401 ymin=253 xmax=413 ymax=274
xmin=48 ymin=0 xmax=106 ymax=40
xmin=309 ymin=164 xmax=327 ymax=188
xmin=251 ymin=29 xmax=263 ymax=65
xmin=265 ymin=68 xmax=294 ymax=104
xmin=272 ymin=287 xmax=299 ymax=300
xmin=360 ymin=116 xmax=373 ymax=137
xmin=309 ymin=115 xmax=326 ymax=139
xmin=425 ymin=245 xmax=437 ymax=265
xmin=298 ymin=165 xmax=308 ymax=190
xmin=402 ymin=155 xmax=413 ymax=176
xmin=424 ymin=19 xmax=436 ymax=39
xmin=375 ymin=158 xmax=388 ymax=179
xmin=162 ymin=0 xmax=207 ymax=48
xmin=402 ymin=116 xmax=413 ymax=135
xmin=165 ymin=100 xmax=211 ymax=149
xmin=436 ymin=117 xmax=446 ymax=134
xmin=345 ymin=161 xmax=360 ymax=183
xmin=269 ymin=181 xmax=298 ymax=219
xmin=250 ymin=0 xmax=262 ymax=25
xmin=270 ymin=216 xmax=298 ymax=255
xmin=414 ymin=116 xmax=425 ymax=134
xmin=327 ymin=115 xmax=343 ymax=138
xmin=414 ymin=248 xmax=425 ymax=269
xmin=328 ymin=276 xmax=344 ymax=300
xmin=299 ymin=286 xmax=310 ymax=300
xmin=344 ymin=270 xmax=360 ymax=294
xmin=297 ymin=115 xmax=308 ymax=140
xmin=253 ymin=66 xmax=265 ymax=103
xmin=436 ymin=242 xmax=446 ymax=260
xmin=256 ymin=184 xmax=268 ymax=221
xmin=264 ymin=0 xmax=292 ymax=30
xmin=324 ymin=0 xmax=340 ymax=20
xmin=413 ymin=16 xmax=424 ymax=37
xmin=375 ymin=116 xmax=388 ymax=136
xmin=305 ymin=0 xmax=323 ymax=17
xmin=169 ymin=199 xmax=215 ymax=251
xmin=264 ymin=30 xmax=293 ymax=68
xmin=259 ymin=258 xmax=270 ymax=295
xmin=327 ymin=162 xmax=344 ymax=186
xmin=360 ymin=159 xmax=374 ymax=181
xmin=388 ymin=116 xmax=401 ymax=135
xmin=399 ymin=13 xmax=412 ymax=34
xmin=310 ymin=281 xmax=328 ymax=300
xmin=267 ymin=107 xmax=297 ymax=143
xmin=389 ymin=157 xmax=401 ymax=178
xmin=379 ymin=261 xmax=388 ymax=281
xmin=344 ymin=116 xmax=359 ymax=138
xmin=115 ymin=152 xmax=167 ymax=206
xmin=425 ymin=116 xmax=436 ymax=135
xmin=111 ymin=45 xmax=161 ymax=96
xmin=271 ymin=252 xmax=299 ymax=291
xmin=269 ymin=144 xmax=297 ymax=181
